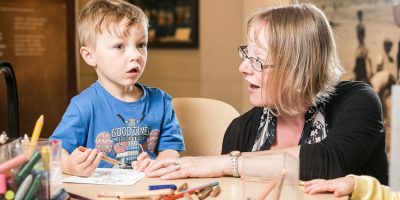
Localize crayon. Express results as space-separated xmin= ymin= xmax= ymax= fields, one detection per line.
xmin=77 ymin=146 xmax=120 ymax=166
xmin=175 ymin=182 xmax=188 ymax=193
xmin=14 ymin=174 xmax=33 ymax=200
xmin=51 ymin=188 xmax=70 ymax=200
xmin=97 ymin=191 xmax=122 ymax=198
xmin=41 ymin=146 xmax=50 ymax=171
xmin=180 ymin=181 xmax=219 ymax=194
xmin=67 ymin=190 xmax=92 ymax=200
xmin=0 ymin=154 xmax=28 ymax=174
xmin=118 ymin=189 xmax=174 ymax=199
xmin=22 ymin=134 xmax=30 ymax=145
xmin=26 ymin=115 xmax=44 ymax=157
xmin=15 ymin=151 xmax=41 ymax=183
xmin=41 ymin=146 xmax=50 ymax=199
xmin=0 ymin=174 xmax=6 ymax=194
xmin=149 ymin=184 xmax=177 ymax=190
xmin=4 ymin=190 xmax=14 ymax=200
xmin=23 ymin=173 xmax=42 ymax=200
xmin=258 ymin=178 xmax=277 ymax=199
xmin=182 ymin=193 xmax=194 ymax=200
xmin=270 ymin=169 xmax=286 ymax=200
xmin=0 ymin=131 xmax=9 ymax=144
xmin=30 ymin=115 xmax=43 ymax=146
xmin=197 ymin=186 xmax=213 ymax=200
xmin=209 ymin=185 xmax=221 ymax=197
xmin=164 ymin=181 xmax=219 ymax=200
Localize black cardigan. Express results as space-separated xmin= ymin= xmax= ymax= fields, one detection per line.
xmin=222 ymin=81 xmax=388 ymax=184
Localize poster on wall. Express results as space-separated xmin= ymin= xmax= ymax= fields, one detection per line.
xmin=0 ymin=0 xmax=75 ymax=138
xmin=314 ymin=0 xmax=400 ymax=155
xmin=129 ymin=0 xmax=199 ymax=49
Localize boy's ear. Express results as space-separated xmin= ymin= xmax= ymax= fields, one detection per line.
xmin=80 ymin=46 xmax=96 ymax=67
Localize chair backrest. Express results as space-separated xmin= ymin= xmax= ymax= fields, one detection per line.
xmin=172 ymin=97 xmax=240 ymax=156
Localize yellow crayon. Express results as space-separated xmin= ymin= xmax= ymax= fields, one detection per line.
xmin=30 ymin=115 xmax=44 ymax=145
xmin=26 ymin=115 xmax=44 ymax=157
xmin=41 ymin=146 xmax=50 ymax=171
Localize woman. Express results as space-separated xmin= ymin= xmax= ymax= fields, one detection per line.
xmin=145 ymin=3 xmax=388 ymax=184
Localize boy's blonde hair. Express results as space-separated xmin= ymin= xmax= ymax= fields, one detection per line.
xmin=78 ymin=0 xmax=148 ymax=48
xmin=248 ymin=3 xmax=344 ymax=116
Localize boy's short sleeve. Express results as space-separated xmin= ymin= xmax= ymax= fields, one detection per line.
xmin=157 ymin=95 xmax=185 ymax=152
xmin=49 ymin=100 xmax=88 ymax=153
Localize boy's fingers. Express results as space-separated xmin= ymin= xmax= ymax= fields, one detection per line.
xmin=82 ymin=149 xmax=99 ymax=168
xmin=132 ymin=161 xmax=139 ymax=170
xmin=71 ymin=148 xmax=92 ymax=164
xmin=88 ymin=152 xmax=103 ymax=171
xmin=137 ymin=152 xmax=149 ymax=161
xmin=138 ymin=158 xmax=152 ymax=171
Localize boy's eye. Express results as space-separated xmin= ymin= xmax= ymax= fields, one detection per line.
xmin=137 ymin=43 xmax=147 ymax=49
xmin=114 ymin=44 xmax=124 ymax=49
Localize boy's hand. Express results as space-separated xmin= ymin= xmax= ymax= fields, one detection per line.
xmin=304 ymin=176 xmax=355 ymax=197
xmin=132 ymin=152 xmax=153 ymax=171
xmin=61 ymin=148 xmax=103 ymax=177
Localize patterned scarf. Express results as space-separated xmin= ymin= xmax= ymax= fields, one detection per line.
xmin=252 ymin=104 xmax=327 ymax=151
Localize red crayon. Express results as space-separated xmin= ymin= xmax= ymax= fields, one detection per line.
xmin=0 ymin=174 xmax=6 ymax=194
xmin=0 ymin=154 xmax=27 ymax=174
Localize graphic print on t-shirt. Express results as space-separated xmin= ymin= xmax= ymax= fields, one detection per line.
xmin=95 ymin=132 xmax=113 ymax=154
xmin=95 ymin=117 xmax=160 ymax=167
xmin=143 ymin=129 xmax=160 ymax=154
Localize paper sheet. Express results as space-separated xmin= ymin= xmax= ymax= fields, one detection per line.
xmin=63 ymin=168 xmax=144 ymax=185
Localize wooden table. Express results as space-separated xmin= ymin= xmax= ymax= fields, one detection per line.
xmin=63 ymin=176 xmax=348 ymax=200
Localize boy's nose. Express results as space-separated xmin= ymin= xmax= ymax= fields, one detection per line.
xmin=129 ymin=48 xmax=141 ymax=61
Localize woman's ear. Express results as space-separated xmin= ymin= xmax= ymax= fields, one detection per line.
xmin=80 ymin=46 xmax=96 ymax=67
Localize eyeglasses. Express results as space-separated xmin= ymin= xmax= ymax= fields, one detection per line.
xmin=238 ymin=45 xmax=274 ymax=72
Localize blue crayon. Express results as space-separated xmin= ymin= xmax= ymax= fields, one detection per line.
xmin=148 ymin=184 xmax=177 ymax=191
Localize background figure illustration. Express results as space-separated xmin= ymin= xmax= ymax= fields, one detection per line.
xmin=353 ymin=10 xmax=373 ymax=84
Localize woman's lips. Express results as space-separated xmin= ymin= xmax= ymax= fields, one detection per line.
xmin=247 ymin=83 xmax=260 ymax=93
xmin=250 ymin=84 xmax=260 ymax=89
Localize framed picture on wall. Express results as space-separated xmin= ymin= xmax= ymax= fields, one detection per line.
xmin=129 ymin=0 xmax=199 ymax=49
xmin=316 ymin=0 xmax=400 ymax=156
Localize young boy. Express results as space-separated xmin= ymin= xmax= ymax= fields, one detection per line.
xmin=50 ymin=0 xmax=185 ymax=177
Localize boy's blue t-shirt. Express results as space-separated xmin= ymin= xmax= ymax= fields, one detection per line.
xmin=50 ymin=81 xmax=185 ymax=168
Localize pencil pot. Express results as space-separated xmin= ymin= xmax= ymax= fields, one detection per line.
xmin=240 ymin=152 xmax=300 ymax=200
xmin=0 ymin=138 xmax=62 ymax=200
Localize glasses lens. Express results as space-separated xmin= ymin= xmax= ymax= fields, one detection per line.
xmin=238 ymin=47 xmax=246 ymax=60
xmin=248 ymin=58 xmax=261 ymax=71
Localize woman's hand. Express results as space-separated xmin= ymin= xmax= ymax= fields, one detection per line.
xmin=145 ymin=156 xmax=231 ymax=179
xmin=61 ymin=148 xmax=103 ymax=177
xmin=304 ymin=176 xmax=355 ymax=197
xmin=132 ymin=152 xmax=153 ymax=171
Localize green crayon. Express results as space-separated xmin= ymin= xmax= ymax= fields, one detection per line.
xmin=14 ymin=174 xmax=33 ymax=200
xmin=23 ymin=173 xmax=42 ymax=200
xmin=15 ymin=152 xmax=41 ymax=183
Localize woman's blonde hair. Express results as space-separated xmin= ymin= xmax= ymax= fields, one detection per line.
xmin=77 ymin=0 xmax=148 ymax=48
xmin=248 ymin=3 xmax=344 ymax=116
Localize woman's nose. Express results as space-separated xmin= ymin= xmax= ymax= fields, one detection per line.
xmin=239 ymin=59 xmax=253 ymax=74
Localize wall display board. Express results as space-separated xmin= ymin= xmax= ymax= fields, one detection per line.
xmin=129 ymin=0 xmax=199 ymax=48
xmin=0 ymin=0 xmax=75 ymax=138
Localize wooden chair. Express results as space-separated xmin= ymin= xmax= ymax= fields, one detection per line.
xmin=172 ymin=98 xmax=240 ymax=156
